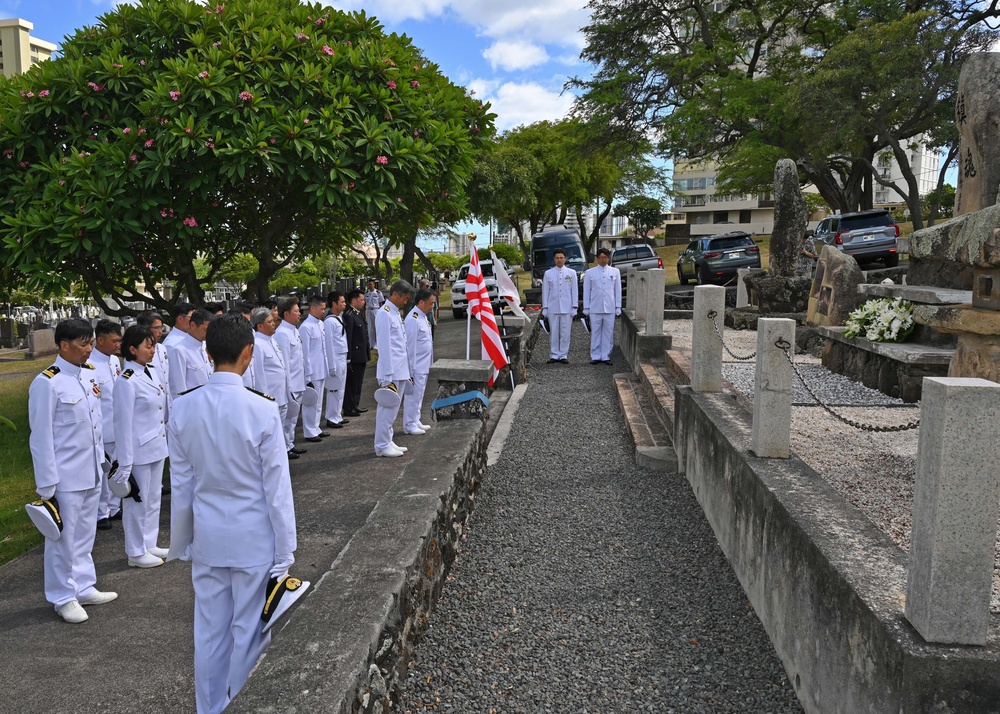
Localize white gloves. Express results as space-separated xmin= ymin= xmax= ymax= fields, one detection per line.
xmin=270 ymin=553 xmax=294 ymax=579
xmin=541 ymin=309 xmax=548 ymax=318
xmin=112 ymin=464 xmax=131 ymax=484
xmin=583 ymin=309 xmax=590 ymax=317
xmin=36 ymin=485 xmax=56 ymax=500
xmin=615 ymin=309 xmax=622 ymax=316
xmin=329 ymin=368 xmax=339 ymax=378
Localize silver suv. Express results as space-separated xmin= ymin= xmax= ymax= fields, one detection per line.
xmin=676 ymin=232 xmax=761 ymax=285
xmin=811 ymin=209 xmax=900 ymax=267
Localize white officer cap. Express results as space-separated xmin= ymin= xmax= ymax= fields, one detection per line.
xmin=261 ymin=574 xmax=310 ymax=633
xmin=26 ymin=497 xmax=62 ymax=541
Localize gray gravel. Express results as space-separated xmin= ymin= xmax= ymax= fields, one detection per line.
xmin=399 ymin=323 xmax=802 ymax=713
xmin=722 ymin=362 xmax=909 ymax=406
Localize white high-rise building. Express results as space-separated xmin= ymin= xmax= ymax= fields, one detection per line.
xmin=0 ymin=18 xmax=56 ymax=78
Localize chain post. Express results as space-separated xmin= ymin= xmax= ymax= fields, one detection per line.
xmin=706 ymin=309 xmax=757 ymax=361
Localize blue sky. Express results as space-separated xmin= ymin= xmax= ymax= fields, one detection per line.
xmin=8 ymin=0 xmax=593 ymax=251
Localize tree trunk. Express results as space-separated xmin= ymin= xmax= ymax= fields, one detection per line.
xmin=399 ymin=240 xmax=416 ymax=285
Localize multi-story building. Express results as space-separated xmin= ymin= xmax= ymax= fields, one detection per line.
xmin=873 ymin=140 xmax=940 ymax=208
xmin=0 ymin=18 xmax=56 ymax=78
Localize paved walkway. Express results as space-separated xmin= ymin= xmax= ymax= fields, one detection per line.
xmin=399 ymin=323 xmax=802 ymax=712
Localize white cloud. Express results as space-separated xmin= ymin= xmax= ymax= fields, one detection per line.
xmin=474 ymin=81 xmax=576 ymax=131
xmin=482 ymin=40 xmax=549 ymax=71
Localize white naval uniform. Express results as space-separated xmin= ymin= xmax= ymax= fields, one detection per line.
xmin=93 ymin=350 xmax=122 ymax=520
xmin=365 ymin=289 xmax=384 ymax=346
xmin=168 ymin=333 xmax=212 ymax=400
xmin=403 ymin=306 xmax=433 ymax=432
xmin=299 ymin=314 xmax=328 ymax=438
xmin=374 ymin=302 xmax=411 ymax=453
xmin=113 ymin=361 xmax=168 ymax=559
xmin=28 ymin=356 xmax=106 ymax=610
xmin=161 ymin=326 xmax=185 ymax=351
xmin=166 ymin=372 xmax=296 ymax=714
xmin=274 ymin=320 xmax=305 ymax=450
xmin=542 ymin=266 xmax=578 ymax=359
xmin=153 ymin=342 xmax=171 ymax=414
xmin=323 ymin=312 xmax=348 ymax=425
xmin=582 ymin=264 xmax=622 ymax=361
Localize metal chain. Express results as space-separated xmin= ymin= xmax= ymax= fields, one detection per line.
xmin=774 ymin=338 xmax=921 ymax=433
xmin=706 ymin=310 xmax=757 ymax=361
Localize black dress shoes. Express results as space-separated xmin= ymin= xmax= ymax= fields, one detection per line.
xmin=317 ymin=432 xmax=330 ymax=438
xmin=344 ymin=409 xmax=362 ymax=417
xmin=325 ymin=420 xmax=349 ymax=428
xmin=547 ymin=358 xmax=558 ymax=364
xmin=96 ymin=518 xmax=112 ymax=531
xmin=304 ymin=436 xmax=323 ymax=443
xmin=356 ymin=407 xmax=369 ymax=413
xmin=287 ymin=451 xmax=300 ymax=460
xmin=290 ymin=447 xmax=307 ymax=455
xmin=559 ymin=358 xmax=570 ymax=364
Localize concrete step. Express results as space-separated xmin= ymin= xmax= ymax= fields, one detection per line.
xmin=638 ymin=362 xmax=676 ymax=439
xmin=663 ymin=349 xmax=692 ymax=387
xmin=614 ymin=373 xmax=678 ymax=471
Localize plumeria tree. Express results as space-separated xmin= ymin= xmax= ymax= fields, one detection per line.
xmin=0 ymin=0 xmax=493 ymax=312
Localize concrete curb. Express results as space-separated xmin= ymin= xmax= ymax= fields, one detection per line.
xmin=230 ymin=418 xmax=489 ymax=713
xmin=487 ymin=383 xmax=527 ymax=466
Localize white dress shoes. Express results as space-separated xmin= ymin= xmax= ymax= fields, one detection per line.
xmin=78 ymin=589 xmax=118 ymax=606
xmin=128 ymin=553 xmax=164 ymax=568
xmin=403 ymin=427 xmax=427 ymax=435
xmin=376 ymin=446 xmax=405 ymax=457
xmin=147 ymin=546 xmax=169 ymax=559
xmin=57 ymin=600 xmax=88 ymax=624
xmin=418 ymin=422 xmax=431 ymax=430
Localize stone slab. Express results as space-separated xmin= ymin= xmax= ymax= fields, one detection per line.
xmin=912 ymin=304 xmax=1000 ymax=335
xmin=674 ymin=386 xmax=1000 ymax=713
xmin=636 ymin=445 xmax=678 ymax=471
xmin=906 ymin=377 xmax=1000 ymax=645
xmin=26 ymin=328 xmax=56 ymax=359
xmin=816 ymin=326 xmax=954 ymax=365
xmin=427 ymin=358 xmax=493 ymax=382
xmin=859 ymin=284 xmax=973 ymax=305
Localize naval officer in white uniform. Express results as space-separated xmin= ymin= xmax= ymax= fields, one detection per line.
xmin=542 ymin=248 xmax=578 ymax=363
xmin=137 ymin=311 xmax=170 ymax=410
xmin=28 ymin=318 xmax=118 ymax=624
xmin=323 ymin=291 xmax=350 ymax=429
xmin=113 ymin=325 xmax=169 ymax=568
xmin=582 ymin=247 xmax=622 ymax=364
xmin=168 ymin=308 xmax=213 ymax=400
xmin=374 ymin=280 xmax=414 ymax=457
xmin=365 ymin=280 xmax=384 ymax=348
xmin=167 ymin=314 xmax=297 ymax=714
xmin=298 ymin=295 xmax=329 ymax=442
xmin=249 ymin=307 xmax=295 ymax=452
xmin=274 ymin=296 xmax=306 ymax=456
xmin=403 ymin=288 xmax=435 ymax=435
xmin=92 ymin=319 xmax=123 ymax=528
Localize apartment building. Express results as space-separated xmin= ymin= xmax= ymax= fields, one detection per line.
xmin=0 ymin=18 xmax=56 ymax=78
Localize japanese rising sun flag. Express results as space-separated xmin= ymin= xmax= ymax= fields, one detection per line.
xmin=467 ymin=246 xmax=509 ymax=385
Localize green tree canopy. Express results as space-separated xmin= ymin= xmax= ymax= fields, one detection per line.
xmin=574 ymin=0 xmax=998 ymax=226
xmin=613 ymin=195 xmax=662 ymax=240
xmin=0 ymin=0 xmax=493 ymax=312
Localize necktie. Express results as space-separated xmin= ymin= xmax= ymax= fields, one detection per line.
xmin=144 ymin=366 xmax=153 ymax=380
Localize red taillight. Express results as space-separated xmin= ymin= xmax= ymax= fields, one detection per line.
xmin=834 ymin=231 xmax=844 ymax=245
xmin=894 ymin=224 xmax=900 ymax=237
xmin=657 ymin=257 xmax=663 ymax=267
xmin=703 ymin=251 xmax=722 ymax=258
xmin=747 ymin=246 xmax=759 ymax=253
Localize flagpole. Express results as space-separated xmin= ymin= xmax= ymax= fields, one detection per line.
xmin=466 ymin=234 xmax=474 ymax=360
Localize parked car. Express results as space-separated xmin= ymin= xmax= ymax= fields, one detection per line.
xmin=811 ymin=209 xmax=900 ymax=267
xmin=610 ymin=243 xmax=663 ymax=290
xmin=450 ymin=258 xmax=512 ymax=319
xmin=676 ymin=232 xmax=762 ymax=285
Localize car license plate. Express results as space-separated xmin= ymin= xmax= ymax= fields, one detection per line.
xmin=863 ymin=235 xmax=875 ymax=241
xmin=727 ymin=251 xmax=743 ymax=259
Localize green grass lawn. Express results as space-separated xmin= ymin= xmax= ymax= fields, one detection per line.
xmin=0 ymin=370 xmax=45 ymax=565
xmin=0 ymin=356 xmax=52 ymax=375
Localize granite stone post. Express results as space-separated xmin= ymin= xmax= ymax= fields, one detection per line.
xmin=770 ymin=158 xmax=808 ymax=277
xmin=644 ymin=268 xmax=665 ymax=336
xmin=626 ymin=268 xmax=638 ymax=312
xmin=905 ymin=377 xmax=1000 ymax=645
xmin=736 ymin=268 xmax=752 ymax=309
xmin=691 ymin=285 xmax=726 ymax=393
xmin=634 ymin=272 xmax=648 ymax=322
xmin=750 ymin=318 xmax=795 ymax=458
xmin=427 ymin=359 xmax=493 ymax=421
xmin=954 ymin=53 xmax=1000 ymax=216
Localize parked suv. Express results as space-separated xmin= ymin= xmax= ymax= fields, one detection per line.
xmin=676 ymin=232 xmax=761 ymax=285
xmin=610 ymin=243 xmax=663 ymax=290
xmin=811 ymin=209 xmax=900 ymax=267
xmin=450 ymin=258 xmax=512 ymax=319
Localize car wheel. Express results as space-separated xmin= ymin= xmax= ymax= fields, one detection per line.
xmin=884 ymin=254 xmax=899 ymax=268
xmin=452 ymin=308 xmax=465 ymax=319
xmin=697 ymin=264 xmax=713 ymax=285
xmin=677 ymin=263 xmax=689 ymax=285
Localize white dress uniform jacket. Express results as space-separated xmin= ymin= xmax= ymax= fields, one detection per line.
xmin=274 ymin=321 xmax=305 ymax=393
xmin=323 ymin=312 xmax=348 ymax=425
xmin=93 ymin=350 xmax=122 ymax=520
xmin=152 ymin=343 xmax=171 ymax=414
xmin=542 ymin=266 xmax=577 ymax=360
xmin=168 ymin=333 xmax=212 ymax=399
xmin=583 ymin=264 xmax=622 ymax=362
xmin=251 ymin=332 xmax=289 ymax=407
xmin=374 ymin=302 xmax=410 ymax=452
xmin=403 ymin=307 xmax=433 ymax=432
xmin=298 ymin=314 xmax=327 ymax=438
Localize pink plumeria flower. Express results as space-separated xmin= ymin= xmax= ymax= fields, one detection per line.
xmin=123 ymin=127 xmax=131 ymax=134
xmin=183 ymin=217 xmax=198 ymax=227
xmin=199 ymin=71 xmax=210 ymax=78
xmin=145 ymin=139 xmax=154 ymax=147
xmin=386 ymin=80 xmax=397 ymax=90
xmin=239 ymin=91 xmax=253 ymax=101
xmin=169 ymin=90 xmax=181 ymax=100
xmin=376 ymin=156 xmax=388 ymax=165
xmin=411 ymin=81 xmax=419 ymax=88
xmin=321 ymin=45 xmax=334 ymax=55
xmin=39 ymin=89 xmax=50 ymax=97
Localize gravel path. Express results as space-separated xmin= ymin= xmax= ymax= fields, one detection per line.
xmin=399 ymin=324 xmax=802 ymax=713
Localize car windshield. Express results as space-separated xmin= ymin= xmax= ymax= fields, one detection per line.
xmin=457 ymin=263 xmax=495 ymax=280
xmin=708 ymin=236 xmax=753 ymax=250
xmin=841 ymin=213 xmax=894 ymax=231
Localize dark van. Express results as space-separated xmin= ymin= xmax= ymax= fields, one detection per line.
xmin=526 ymin=227 xmax=589 ymax=302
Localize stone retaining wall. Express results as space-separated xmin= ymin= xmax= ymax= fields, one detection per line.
xmin=619 ymin=311 xmax=672 ymax=374
xmin=674 ymin=386 xmax=1000 ymax=713
xmin=230 ymin=417 xmax=489 ymax=713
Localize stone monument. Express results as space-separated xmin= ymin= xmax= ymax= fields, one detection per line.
xmin=770 ymin=158 xmax=808 ymax=276
xmin=954 ymin=53 xmax=1000 ymax=218
xmin=805 ymin=245 xmax=865 ymax=327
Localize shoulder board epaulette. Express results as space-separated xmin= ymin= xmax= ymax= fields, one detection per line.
xmin=41 ymin=365 xmax=60 ymax=379
xmin=245 ymin=386 xmax=275 ymax=401
xmin=120 ymin=369 xmax=134 ymax=380
xmin=410 ymin=311 xmax=419 ymax=318
xmin=382 ymin=304 xmax=390 ymax=311
xmin=81 ymin=362 xmax=95 ymax=370
xmin=177 ymin=385 xmax=203 ymax=396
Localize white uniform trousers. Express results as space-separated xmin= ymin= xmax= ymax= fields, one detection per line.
xmin=98 ymin=440 xmax=121 ymax=520
xmin=374 ymin=382 xmax=409 ymax=452
xmin=549 ymin=313 xmax=573 ymax=359
xmin=44 ymin=485 xmax=101 ymax=609
xmin=589 ymin=313 xmax=615 ymax=361
xmin=366 ymin=311 xmax=378 ymax=348
xmin=192 ymin=561 xmax=271 ymax=714
xmin=324 ymin=370 xmax=347 ymax=425
xmin=282 ymin=392 xmax=302 ymax=451
xmin=403 ymin=372 xmax=428 ymax=432
xmin=122 ymin=459 xmax=165 ymax=558
xmin=301 ymin=384 xmax=323 ymax=439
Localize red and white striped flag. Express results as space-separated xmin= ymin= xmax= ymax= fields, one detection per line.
xmin=467 ymin=247 xmax=509 ymax=385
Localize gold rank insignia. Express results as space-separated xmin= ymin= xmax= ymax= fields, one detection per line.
xmin=41 ymin=365 xmax=60 ymax=379
xmin=82 ymin=362 xmax=96 ymax=369
xmin=245 ymin=387 xmax=275 ymax=401
xmin=121 ymin=369 xmax=134 ymax=380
